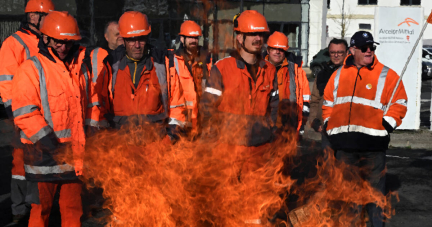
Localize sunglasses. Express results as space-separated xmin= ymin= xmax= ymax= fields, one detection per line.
xmin=51 ymin=38 xmax=74 ymax=48
xmin=356 ymin=45 xmax=376 ymax=53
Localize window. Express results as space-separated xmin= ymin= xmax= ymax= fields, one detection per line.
xmin=401 ymin=0 xmax=421 ymax=5
xmin=358 ymin=0 xmax=377 ymax=5
xmin=327 ymin=0 xmax=330 ymax=9
xmin=359 ymin=23 xmax=372 ymax=30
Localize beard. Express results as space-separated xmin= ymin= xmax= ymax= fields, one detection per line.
xmin=185 ymin=42 xmax=199 ymax=54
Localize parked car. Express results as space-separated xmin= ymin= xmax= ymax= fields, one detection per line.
xmin=309 ymin=48 xmax=330 ymax=77
xmin=422 ymin=47 xmax=432 ymax=80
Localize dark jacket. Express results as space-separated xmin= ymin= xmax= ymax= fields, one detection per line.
xmin=309 ymin=61 xmax=339 ymax=131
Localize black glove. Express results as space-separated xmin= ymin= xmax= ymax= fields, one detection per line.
xmin=311 ymin=118 xmax=322 ymax=132
xmin=5 ymin=105 xmax=13 ymax=120
xmin=382 ymin=118 xmax=394 ymax=133
xmin=34 ymin=132 xmax=60 ymax=153
xmin=11 ymin=126 xmax=25 ymax=149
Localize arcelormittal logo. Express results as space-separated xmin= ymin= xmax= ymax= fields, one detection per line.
xmin=398 ymin=18 xmax=419 ymax=27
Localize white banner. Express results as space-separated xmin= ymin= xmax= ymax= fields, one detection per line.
xmin=375 ymin=7 xmax=423 ymax=130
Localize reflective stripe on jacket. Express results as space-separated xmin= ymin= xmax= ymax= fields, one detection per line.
xmin=0 ymin=28 xmax=39 ymax=110
xmin=86 ymin=47 xmax=110 ymax=128
xmin=201 ymin=54 xmax=278 ymax=146
xmin=12 ymin=47 xmax=90 ymax=181
xmin=322 ymin=55 xmax=408 ymax=151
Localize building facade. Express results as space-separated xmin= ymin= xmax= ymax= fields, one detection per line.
xmin=326 ymin=0 xmax=432 ymax=45
xmin=0 ymin=0 xmax=328 ymax=66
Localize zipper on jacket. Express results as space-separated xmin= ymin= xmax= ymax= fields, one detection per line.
xmin=347 ymin=67 xmax=363 ymax=132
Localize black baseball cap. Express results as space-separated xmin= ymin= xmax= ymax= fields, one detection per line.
xmin=349 ymin=31 xmax=380 ymax=47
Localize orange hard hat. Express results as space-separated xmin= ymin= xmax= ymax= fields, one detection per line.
xmin=40 ymin=11 xmax=81 ymax=41
xmin=267 ymin=31 xmax=289 ymax=51
xmin=119 ymin=11 xmax=151 ymax=38
xmin=179 ymin=20 xmax=202 ymax=37
xmin=25 ymin=0 xmax=55 ymax=13
xmin=234 ymin=10 xmax=269 ymax=33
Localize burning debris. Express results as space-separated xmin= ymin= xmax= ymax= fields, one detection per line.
xmin=57 ymin=122 xmax=393 ymax=227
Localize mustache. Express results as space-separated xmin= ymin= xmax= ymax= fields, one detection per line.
xmin=252 ymin=40 xmax=262 ymax=46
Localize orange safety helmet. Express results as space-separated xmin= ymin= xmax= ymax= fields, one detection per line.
xmin=25 ymin=0 xmax=55 ymax=13
xmin=179 ymin=20 xmax=202 ymax=37
xmin=267 ymin=31 xmax=289 ymax=51
xmin=233 ymin=10 xmax=269 ymax=33
xmin=40 ymin=11 xmax=81 ymax=40
xmin=119 ymin=11 xmax=151 ymax=38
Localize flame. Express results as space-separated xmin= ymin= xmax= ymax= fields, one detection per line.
xmin=56 ymin=114 xmax=394 ymax=227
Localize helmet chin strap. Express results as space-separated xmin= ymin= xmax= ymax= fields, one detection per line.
xmin=28 ymin=13 xmax=43 ymax=30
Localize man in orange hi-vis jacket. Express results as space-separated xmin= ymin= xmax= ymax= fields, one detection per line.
xmin=12 ymin=11 xmax=95 ymax=226
xmin=0 ymin=0 xmax=54 ymax=224
xmin=322 ymin=31 xmax=408 ymax=227
xmin=168 ymin=20 xmax=212 ymax=137
xmin=107 ymin=11 xmax=185 ymax=142
xmin=265 ymin=31 xmax=311 ymax=140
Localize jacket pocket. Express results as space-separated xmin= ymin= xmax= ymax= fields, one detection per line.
xmin=138 ymin=82 xmax=163 ymax=114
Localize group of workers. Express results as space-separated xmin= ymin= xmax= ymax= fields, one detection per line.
xmin=0 ymin=0 xmax=407 ymax=226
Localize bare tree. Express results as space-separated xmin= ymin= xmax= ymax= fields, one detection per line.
xmin=331 ymin=0 xmax=353 ymax=38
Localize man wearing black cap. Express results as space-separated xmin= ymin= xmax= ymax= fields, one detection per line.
xmin=322 ymin=31 xmax=408 ymax=227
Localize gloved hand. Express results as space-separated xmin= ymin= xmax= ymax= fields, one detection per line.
xmin=34 ymin=132 xmax=60 ymax=153
xmin=382 ymin=118 xmax=394 ymax=133
xmin=311 ymin=118 xmax=322 ymax=132
xmin=74 ymin=159 xmax=83 ymax=176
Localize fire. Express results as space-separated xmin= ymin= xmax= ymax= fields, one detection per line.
xmin=57 ymin=116 xmax=394 ymax=226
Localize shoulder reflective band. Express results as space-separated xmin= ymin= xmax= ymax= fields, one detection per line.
xmin=111 ymin=60 xmax=120 ymax=94
xmin=374 ymin=66 xmax=389 ymax=105
xmin=154 ymin=61 xmax=169 ymax=117
xmin=174 ymin=56 xmax=180 ymax=76
xmin=333 ymin=66 xmax=343 ymax=101
xmin=29 ymin=56 xmax=53 ymax=128
xmin=287 ymin=61 xmax=296 ymax=102
xmin=81 ymin=63 xmax=89 ymax=103
xmin=11 ymin=34 xmax=30 ymax=60
xmin=92 ymin=47 xmax=100 ymax=83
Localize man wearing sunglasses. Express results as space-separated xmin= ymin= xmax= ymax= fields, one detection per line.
xmin=107 ymin=11 xmax=185 ymax=143
xmin=322 ymin=31 xmax=408 ymax=227
xmin=200 ymin=10 xmax=278 ymax=175
xmin=0 ymin=0 xmax=54 ymax=224
xmin=11 ymin=11 xmax=95 ymax=226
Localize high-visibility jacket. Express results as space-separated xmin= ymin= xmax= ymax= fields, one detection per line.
xmin=322 ymin=55 xmax=408 ymax=151
xmin=266 ymin=56 xmax=311 ymax=133
xmin=0 ymin=26 xmax=40 ymax=116
xmin=12 ymin=44 xmax=93 ymax=181
xmin=201 ymin=52 xmax=279 ymax=146
xmin=109 ymin=47 xmax=186 ymax=138
xmin=83 ymin=47 xmax=111 ymax=128
xmin=169 ymin=47 xmax=212 ymax=128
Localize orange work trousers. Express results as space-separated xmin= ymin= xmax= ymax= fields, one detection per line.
xmin=28 ymin=182 xmax=83 ymax=227
xmin=11 ymin=148 xmax=30 ymax=215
